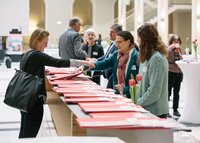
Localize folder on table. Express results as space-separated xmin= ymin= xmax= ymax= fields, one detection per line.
xmin=76 ymin=117 xmax=140 ymax=128
xmin=49 ymin=72 xmax=83 ymax=80
xmin=46 ymin=67 xmax=77 ymax=75
xmin=53 ymin=87 xmax=101 ymax=94
xmin=89 ymin=112 xmax=146 ymax=118
xmin=49 ymin=79 xmax=92 ymax=85
xmin=64 ymin=93 xmax=109 ymax=98
xmin=64 ymin=97 xmax=115 ymax=103
xmin=79 ymin=101 xmax=148 ymax=113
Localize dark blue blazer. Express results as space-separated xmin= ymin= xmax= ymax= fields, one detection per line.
xmin=98 ymin=42 xmax=117 ymax=79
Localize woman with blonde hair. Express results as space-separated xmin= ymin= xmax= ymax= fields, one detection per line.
xmin=19 ymin=28 xmax=88 ymax=138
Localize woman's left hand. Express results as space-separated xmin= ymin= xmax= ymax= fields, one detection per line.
xmin=115 ymin=84 xmax=124 ymax=95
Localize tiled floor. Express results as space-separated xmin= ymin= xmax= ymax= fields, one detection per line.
xmin=0 ymin=62 xmax=57 ymax=139
xmin=0 ymin=62 xmax=200 ymax=143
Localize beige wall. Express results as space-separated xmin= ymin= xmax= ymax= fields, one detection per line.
xmin=73 ymin=0 xmax=92 ymax=26
xmin=171 ymin=11 xmax=192 ymax=51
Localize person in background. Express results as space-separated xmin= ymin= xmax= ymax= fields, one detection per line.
xmin=167 ymin=34 xmax=183 ymax=117
xmin=97 ymin=24 xmax=122 ymax=89
xmin=82 ymin=28 xmax=104 ymax=85
xmin=19 ymin=28 xmax=89 ymax=138
xmin=85 ymin=31 xmax=139 ymax=98
xmin=58 ymin=17 xmax=87 ymax=60
xmin=96 ymin=34 xmax=102 ymax=45
xmin=136 ymin=23 xmax=169 ymax=118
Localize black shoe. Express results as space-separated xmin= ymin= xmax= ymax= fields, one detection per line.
xmin=173 ymin=110 xmax=181 ymax=117
xmin=167 ymin=113 xmax=172 ymax=118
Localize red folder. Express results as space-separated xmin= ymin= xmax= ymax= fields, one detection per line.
xmin=80 ymin=104 xmax=146 ymax=113
xmin=89 ymin=112 xmax=146 ymax=118
xmin=78 ymin=101 xmax=148 ymax=113
xmin=53 ymin=87 xmax=102 ymax=94
xmin=49 ymin=72 xmax=83 ymax=80
xmin=64 ymin=97 xmax=115 ymax=103
xmin=76 ymin=117 xmax=140 ymax=128
xmin=78 ymin=101 xmax=130 ymax=107
xmin=64 ymin=93 xmax=111 ymax=98
xmin=49 ymin=79 xmax=92 ymax=85
xmin=46 ymin=67 xmax=77 ymax=75
xmin=58 ymin=84 xmax=102 ymax=89
xmin=76 ymin=117 xmax=170 ymax=129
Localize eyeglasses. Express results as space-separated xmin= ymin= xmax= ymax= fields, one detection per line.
xmin=115 ymin=40 xmax=125 ymax=45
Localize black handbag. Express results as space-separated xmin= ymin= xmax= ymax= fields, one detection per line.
xmin=4 ymin=51 xmax=43 ymax=113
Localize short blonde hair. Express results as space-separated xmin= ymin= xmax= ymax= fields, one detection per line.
xmin=29 ymin=28 xmax=49 ymax=50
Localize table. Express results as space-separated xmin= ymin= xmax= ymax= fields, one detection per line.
xmin=176 ymin=61 xmax=200 ymax=124
xmin=45 ymin=78 xmax=173 ymax=143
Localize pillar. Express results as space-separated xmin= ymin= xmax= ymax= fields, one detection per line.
xmin=157 ymin=0 xmax=168 ymax=45
xmin=134 ymin=0 xmax=144 ymax=38
xmin=192 ymin=0 xmax=200 ymax=54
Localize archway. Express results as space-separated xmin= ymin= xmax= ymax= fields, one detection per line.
xmin=73 ymin=0 xmax=92 ymax=31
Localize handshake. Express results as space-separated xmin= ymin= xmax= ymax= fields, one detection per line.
xmin=78 ymin=58 xmax=96 ymax=70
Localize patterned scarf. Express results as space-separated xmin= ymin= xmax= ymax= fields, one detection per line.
xmin=117 ymin=51 xmax=130 ymax=84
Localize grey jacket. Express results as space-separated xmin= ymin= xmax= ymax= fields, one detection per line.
xmin=58 ymin=28 xmax=87 ymax=60
xmin=137 ymin=51 xmax=169 ymax=116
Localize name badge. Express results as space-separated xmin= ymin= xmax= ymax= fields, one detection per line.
xmin=131 ymin=65 xmax=136 ymax=70
xmin=93 ymin=52 xmax=98 ymax=56
xmin=143 ymin=67 xmax=147 ymax=72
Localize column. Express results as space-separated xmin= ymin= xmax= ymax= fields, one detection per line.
xmin=44 ymin=0 xmax=73 ymax=47
xmin=118 ymin=0 xmax=127 ymax=30
xmin=92 ymin=0 xmax=114 ymax=39
xmin=157 ymin=0 xmax=168 ymax=45
xmin=192 ymin=0 xmax=200 ymax=54
xmin=134 ymin=0 xmax=144 ymax=38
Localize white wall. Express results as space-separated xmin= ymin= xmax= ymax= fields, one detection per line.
xmin=92 ymin=0 xmax=115 ymax=39
xmin=45 ymin=0 xmax=115 ymax=47
xmin=0 ymin=0 xmax=29 ymax=36
xmin=44 ymin=0 xmax=73 ymax=47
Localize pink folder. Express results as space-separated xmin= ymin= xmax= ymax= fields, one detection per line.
xmin=78 ymin=102 xmax=148 ymax=113
xmin=46 ymin=67 xmax=77 ymax=75
xmin=63 ymin=92 xmax=111 ymax=98
xmin=49 ymin=79 xmax=92 ymax=85
xmin=49 ymin=72 xmax=83 ymax=80
xmin=64 ymin=97 xmax=115 ymax=103
xmin=89 ymin=112 xmax=146 ymax=118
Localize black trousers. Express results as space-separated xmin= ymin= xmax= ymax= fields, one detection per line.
xmin=168 ymin=71 xmax=183 ymax=110
xmin=19 ymin=97 xmax=44 ymax=138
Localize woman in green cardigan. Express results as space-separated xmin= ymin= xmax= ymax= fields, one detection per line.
xmin=136 ymin=23 xmax=169 ymax=118
xmin=85 ymin=31 xmax=139 ymax=98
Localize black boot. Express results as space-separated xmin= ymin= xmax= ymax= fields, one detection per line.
xmin=173 ymin=110 xmax=181 ymax=117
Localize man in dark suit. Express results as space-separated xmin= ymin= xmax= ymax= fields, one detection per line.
xmin=98 ymin=24 xmax=122 ymax=89
xmin=58 ymin=17 xmax=87 ymax=60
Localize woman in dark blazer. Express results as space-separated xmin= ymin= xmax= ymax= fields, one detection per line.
xmin=19 ymin=28 xmax=87 ymax=138
xmin=82 ymin=28 xmax=104 ymax=85
xmin=85 ymin=31 xmax=139 ymax=98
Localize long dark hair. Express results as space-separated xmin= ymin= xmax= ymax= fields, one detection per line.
xmin=137 ymin=23 xmax=167 ymax=63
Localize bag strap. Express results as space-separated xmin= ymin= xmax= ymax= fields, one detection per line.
xmin=20 ymin=50 xmax=35 ymax=70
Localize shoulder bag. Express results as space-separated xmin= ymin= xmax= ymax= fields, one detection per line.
xmin=4 ymin=50 xmax=43 ymax=113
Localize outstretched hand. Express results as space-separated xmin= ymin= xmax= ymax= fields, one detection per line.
xmin=81 ymin=60 xmax=95 ymax=69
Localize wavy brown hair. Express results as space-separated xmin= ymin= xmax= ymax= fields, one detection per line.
xmin=137 ymin=23 xmax=167 ymax=63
